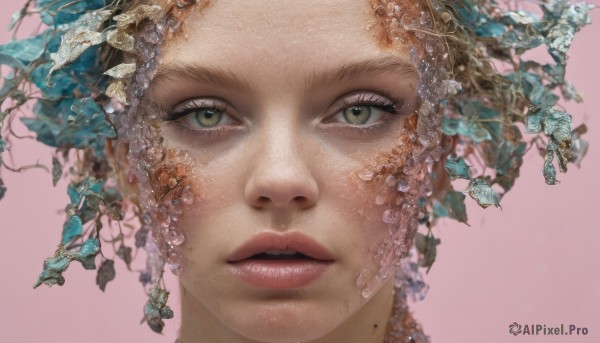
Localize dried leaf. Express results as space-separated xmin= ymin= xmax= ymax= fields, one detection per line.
xmin=104 ymin=63 xmax=136 ymax=79
xmin=135 ymin=226 xmax=149 ymax=248
xmin=49 ymin=27 xmax=104 ymax=75
xmin=0 ymin=178 xmax=6 ymax=201
xmin=96 ymin=259 xmax=116 ymax=292
xmin=117 ymin=244 xmax=133 ymax=270
xmin=47 ymin=10 xmax=112 ymax=74
xmin=544 ymin=140 xmax=558 ymax=185
xmin=113 ymin=5 xmax=163 ymax=28
xmin=466 ymin=178 xmax=500 ymax=208
xmin=106 ymin=30 xmax=135 ymax=52
xmin=52 ymin=156 xmax=62 ymax=186
xmin=75 ymin=10 xmax=113 ymax=32
xmin=571 ymin=125 xmax=589 ymax=168
xmin=106 ymin=80 xmax=127 ymax=104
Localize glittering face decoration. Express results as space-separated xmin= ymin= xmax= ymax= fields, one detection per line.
xmin=127 ymin=0 xmax=441 ymax=341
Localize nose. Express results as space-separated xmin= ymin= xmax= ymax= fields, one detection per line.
xmin=244 ymin=124 xmax=320 ymax=211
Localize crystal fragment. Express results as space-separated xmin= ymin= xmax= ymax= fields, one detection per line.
xmin=361 ymin=287 xmax=373 ymax=299
xmin=382 ymin=210 xmax=399 ymax=224
xmin=396 ymin=179 xmax=410 ymax=193
xmin=358 ymin=168 xmax=375 ymax=181
xmin=356 ymin=269 xmax=367 ymax=287
xmin=167 ymin=252 xmax=181 ymax=274
xmin=181 ymin=185 xmax=194 ymax=205
xmin=166 ymin=228 xmax=185 ymax=246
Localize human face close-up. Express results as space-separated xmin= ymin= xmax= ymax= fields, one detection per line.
xmin=144 ymin=0 xmax=424 ymax=342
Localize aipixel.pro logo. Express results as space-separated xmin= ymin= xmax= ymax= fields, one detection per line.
xmin=509 ymin=322 xmax=588 ymax=336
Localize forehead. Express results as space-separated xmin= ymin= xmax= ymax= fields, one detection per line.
xmin=160 ymin=0 xmax=411 ymax=74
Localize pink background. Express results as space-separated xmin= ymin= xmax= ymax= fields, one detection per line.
xmin=1 ymin=2 xmax=598 ymax=342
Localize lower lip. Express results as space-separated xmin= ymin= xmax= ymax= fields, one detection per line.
xmin=227 ymin=259 xmax=332 ymax=289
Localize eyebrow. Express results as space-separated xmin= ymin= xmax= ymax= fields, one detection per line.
xmin=151 ymin=56 xmax=419 ymax=93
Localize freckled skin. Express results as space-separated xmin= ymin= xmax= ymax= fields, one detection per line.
xmin=130 ymin=0 xmax=434 ymax=342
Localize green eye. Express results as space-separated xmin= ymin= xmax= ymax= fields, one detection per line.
xmin=343 ymin=105 xmax=372 ymax=125
xmin=194 ymin=109 xmax=223 ymax=127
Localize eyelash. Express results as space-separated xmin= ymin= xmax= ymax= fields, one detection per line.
xmin=336 ymin=93 xmax=402 ymax=117
xmin=160 ymin=92 xmax=405 ymax=139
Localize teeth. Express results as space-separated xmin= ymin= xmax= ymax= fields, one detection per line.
xmin=264 ymin=249 xmax=298 ymax=256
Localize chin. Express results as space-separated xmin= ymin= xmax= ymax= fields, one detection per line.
xmin=225 ymin=300 xmax=340 ymax=343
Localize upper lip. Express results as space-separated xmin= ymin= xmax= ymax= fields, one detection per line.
xmin=227 ymin=231 xmax=335 ymax=262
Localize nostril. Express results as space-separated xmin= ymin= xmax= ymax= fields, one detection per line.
xmin=293 ymin=195 xmax=308 ymax=204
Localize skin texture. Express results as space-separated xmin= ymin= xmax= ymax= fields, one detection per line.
xmin=143 ymin=0 xmax=423 ymax=342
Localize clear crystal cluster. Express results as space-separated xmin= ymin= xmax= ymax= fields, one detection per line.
xmin=362 ymin=0 xmax=460 ymax=341
xmin=116 ymin=14 xmax=193 ymax=279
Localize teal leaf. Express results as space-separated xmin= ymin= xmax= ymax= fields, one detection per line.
xmin=0 ymin=53 xmax=27 ymax=70
xmin=0 ymin=72 xmax=19 ymax=99
xmin=467 ymin=178 xmax=500 ymax=209
xmin=33 ymin=254 xmax=71 ymax=288
xmin=494 ymin=141 xmax=527 ymax=191
xmin=77 ymin=237 xmax=100 ymax=270
xmin=432 ymin=200 xmax=449 ymax=219
xmin=525 ymin=106 xmax=573 ymax=172
xmin=442 ymin=117 xmax=492 ymax=143
xmin=36 ymin=0 xmax=107 ymax=27
xmin=144 ymin=286 xmax=174 ymax=333
xmin=506 ymin=72 xmax=559 ymax=107
xmin=61 ymin=215 xmax=83 ymax=245
xmin=544 ymin=140 xmax=558 ymax=185
xmin=67 ymin=181 xmax=83 ymax=206
xmin=0 ymin=31 xmax=51 ymax=67
xmin=414 ymin=232 xmax=441 ymax=272
xmin=476 ymin=21 xmax=506 ymax=37
xmin=526 ymin=106 xmax=572 ymax=141
xmin=443 ymin=191 xmax=469 ymax=224
xmin=445 ymin=154 xmax=470 ymax=180
xmin=443 ymin=100 xmax=501 ymax=143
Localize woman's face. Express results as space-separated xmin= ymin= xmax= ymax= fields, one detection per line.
xmin=146 ymin=0 xmax=422 ymax=341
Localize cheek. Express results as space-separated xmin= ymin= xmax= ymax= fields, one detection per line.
xmin=345 ymin=114 xmax=426 ymax=294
